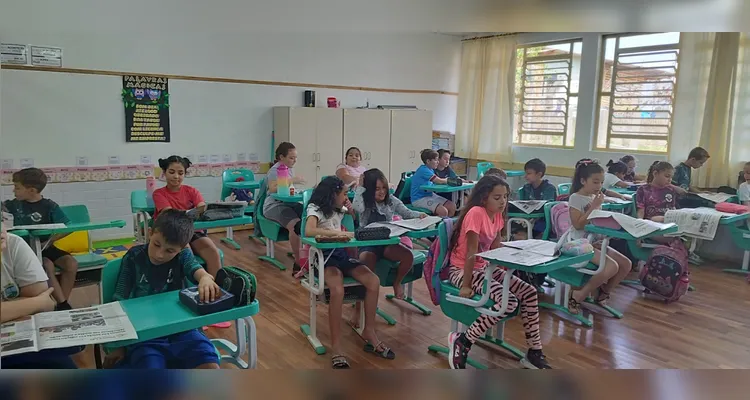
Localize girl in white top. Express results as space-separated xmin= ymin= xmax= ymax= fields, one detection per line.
xmin=603 ymin=160 xmax=631 ymax=189
xmin=566 ymin=159 xmax=632 ymax=315
xmin=739 ymin=162 xmax=750 ymax=206
xmin=335 ymin=147 xmax=367 ymax=188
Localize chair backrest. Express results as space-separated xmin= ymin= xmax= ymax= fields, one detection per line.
xmin=221 ymin=168 xmax=256 ymax=201
xmin=131 ymin=189 xmax=153 ymax=214
xmin=541 ymin=201 xmax=561 ymax=240
xmin=558 ymin=183 xmax=571 ymax=195
xmin=477 ymin=162 xmax=494 ymax=179
xmin=101 ymin=258 xmax=122 ymax=304
xmin=61 ymin=205 xmax=91 ymax=224
xmin=398 ymin=176 xmax=414 ymax=204
xmin=516 ymin=187 xmax=526 ymax=201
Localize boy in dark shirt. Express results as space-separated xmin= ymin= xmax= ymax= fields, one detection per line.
xmin=513 ymin=159 xmax=557 ymax=240
xmin=105 ymin=209 xmax=221 ymax=369
xmin=435 ymin=149 xmax=458 ymax=202
xmin=3 ymin=168 xmax=77 ymax=311
xmin=672 ymin=146 xmax=710 ymax=198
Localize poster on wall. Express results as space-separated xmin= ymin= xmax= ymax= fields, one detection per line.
xmin=122 ymin=75 xmax=170 ymax=143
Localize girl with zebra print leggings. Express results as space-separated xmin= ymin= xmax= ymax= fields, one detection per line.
xmin=445 ymin=175 xmax=550 ymax=369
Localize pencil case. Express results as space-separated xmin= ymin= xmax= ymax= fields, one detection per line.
xmin=179 ymin=286 xmax=235 ymax=315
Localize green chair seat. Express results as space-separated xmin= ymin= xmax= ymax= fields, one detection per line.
xmin=373 ymin=250 xmax=426 ymax=287
xmin=73 ymin=253 xmax=109 ymax=268
xmin=439 ymin=281 xmax=519 ymax=327
xmin=547 ymin=263 xmax=596 ymax=288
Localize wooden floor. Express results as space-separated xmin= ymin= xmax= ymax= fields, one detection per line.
xmin=70 ymin=232 xmax=750 ymax=369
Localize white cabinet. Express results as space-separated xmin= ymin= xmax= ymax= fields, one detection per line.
xmin=388 ymin=110 xmax=433 ymax=184
xmin=273 ymin=107 xmax=343 ymax=183
xmin=343 ymin=109 xmax=392 ymax=177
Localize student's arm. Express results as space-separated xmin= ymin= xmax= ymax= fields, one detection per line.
xmin=304 ymin=215 xmax=352 ymax=238
xmin=569 ymin=195 xmax=604 ymax=230
xmin=189 ymin=186 xmax=207 ymax=213
xmin=614 ymin=180 xmax=630 ymax=188
xmin=351 ymin=187 xmax=366 ymax=215
xmin=431 ymin=175 xmax=448 ymax=185
xmin=459 ymin=231 xmax=479 ymax=298
xmin=335 ymin=166 xmax=358 ymax=186
xmin=0 ymin=288 xmax=56 ymax=323
xmin=393 ymin=197 xmax=424 ymax=219
xmin=603 ymin=189 xmax=627 ymax=200
xmin=192 ymin=267 xmax=219 ymax=303
xmin=636 ymin=208 xmax=646 ymax=219
xmin=635 ymin=188 xmax=646 ymax=220
xmin=671 ymin=184 xmax=688 ymax=196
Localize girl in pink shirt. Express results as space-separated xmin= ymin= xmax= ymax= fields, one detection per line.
xmin=446 ymin=175 xmax=550 ymax=369
xmin=153 ymin=156 xmax=222 ymax=277
xmin=335 ymin=147 xmax=366 ymax=188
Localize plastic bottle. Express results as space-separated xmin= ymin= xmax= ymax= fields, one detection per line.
xmin=146 ymin=176 xmax=156 ymax=208
xmin=277 ymin=164 xmax=291 ymax=197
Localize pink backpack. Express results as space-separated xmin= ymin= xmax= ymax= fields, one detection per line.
xmin=423 ymin=218 xmax=453 ymax=306
xmin=550 ymin=202 xmax=572 ymax=239
xmin=639 ymin=238 xmax=690 ymax=303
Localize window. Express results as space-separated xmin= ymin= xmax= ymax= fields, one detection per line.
xmin=514 ymin=39 xmax=582 ymax=147
xmin=595 ymin=33 xmax=681 ymax=153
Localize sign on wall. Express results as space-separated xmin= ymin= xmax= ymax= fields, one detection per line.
xmin=122 ymin=75 xmax=171 ymax=143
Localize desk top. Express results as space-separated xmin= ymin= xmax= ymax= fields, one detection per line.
xmin=301 ymin=236 xmax=399 ymax=249
xmin=7 ymin=229 xmax=29 ymax=237
xmin=405 ymin=227 xmax=439 ymax=239
xmin=27 ymin=220 xmax=127 ymax=236
xmin=194 ymin=216 xmax=253 ymax=230
xmin=481 ymin=252 xmax=594 ymax=274
xmin=106 ymin=291 xmax=260 ymax=348
xmin=505 ymin=170 xmax=525 ymax=177
xmin=420 ymin=182 xmax=475 ymax=193
xmin=225 ymin=181 xmax=261 ymax=190
xmin=719 ymin=213 xmax=750 ymax=225
xmin=585 ymin=224 xmax=679 ymax=241
xmin=507 ymin=212 xmax=545 ymax=219
xmin=611 ymin=187 xmax=637 ymax=195
xmin=271 ymin=193 xmax=305 ymax=203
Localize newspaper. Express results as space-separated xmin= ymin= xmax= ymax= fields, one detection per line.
xmin=588 ymin=209 xmax=675 ymax=238
xmin=501 ymin=239 xmax=558 ymax=257
xmin=365 ymin=222 xmax=410 ymax=238
xmin=8 ymin=223 xmax=66 ymax=230
xmin=509 ymin=200 xmax=547 ymax=214
xmin=476 ymin=246 xmax=557 ymax=267
xmin=604 ymin=196 xmax=632 ymax=204
xmin=694 ymin=192 xmax=736 ymax=204
xmin=1 ymin=303 xmax=137 ymax=357
xmin=388 ymin=216 xmax=442 ymax=231
xmin=664 ymin=208 xmax=722 ymax=240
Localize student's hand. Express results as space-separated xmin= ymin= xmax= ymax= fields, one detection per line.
xmin=418 ymin=213 xmax=428 ymax=219
xmin=651 ymin=216 xmax=665 ymax=223
xmin=459 ymin=285 xmax=474 ymax=299
xmin=592 ymin=193 xmax=605 ymax=209
xmin=198 ymin=275 xmax=220 ymax=303
xmin=103 ymin=348 xmax=126 ymax=369
xmin=36 ymin=288 xmax=57 ymax=313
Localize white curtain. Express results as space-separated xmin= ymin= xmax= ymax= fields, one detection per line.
xmin=454 ymin=36 xmax=517 ymax=162
xmin=729 ymin=33 xmax=750 ymax=183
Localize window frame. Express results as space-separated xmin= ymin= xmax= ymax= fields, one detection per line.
xmin=513 ymin=38 xmax=582 ymax=149
xmin=593 ymin=32 xmax=682 ymax=155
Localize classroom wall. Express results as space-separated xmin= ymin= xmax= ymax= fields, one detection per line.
xmin=0 ymin=6 xmax=461 ymax=240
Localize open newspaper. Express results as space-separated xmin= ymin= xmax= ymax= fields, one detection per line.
xmin=509 ymin=200 xmax=547 ymax=214
xmin=387 ymin=216 xmax=443 ymax=231
xmin=664 ymin=208 xmax=723 ymax=240
xmin=476 ymin=242 xmax=557 ymax=267
xmin=692 ymin=192 xmax=736 ymax=204
xmin=604 ymin=196 xmax=632 ymax=204
xmin=501 ymin=239 xmax=558 ymax=257
xmin=588 ymin=209 xmax=675 ymax=238
xmin=1 ymin=303 xmax=137 ymax=357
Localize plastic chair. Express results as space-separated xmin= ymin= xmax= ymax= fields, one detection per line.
xmin=538 ymin=201 xmax=624 ymax=327
xmin=557 ymin=183 xmax=571 ymax=196
xmin=254 ymin=178 xmax=295 ymax=271
xmin=426 ymin=219 xmax=524 ymax=369
xmin=476 ymin=162 xmax=494 ymax=179
xmin=397 ymin=174 xmax=433 ymax=215
xmin=220 ymin=169 xmax=258 ymax=250
xmin=95 ymin=258 xmax=256 ymax=369
xmin=724 ymin=224 xmax=750 ymax=276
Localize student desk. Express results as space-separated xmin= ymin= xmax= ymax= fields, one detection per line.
xmin=611 ymin=187 xmax=637 ymax=195
xmin=507 ymin=211 xmax=546 ymax=241
xmin=105 ymin=291 xmax=260 ymax=369
xmin=7 ymin=229 xmax=29 ymax=238
xmin=270 ymin=192 xmax=305 ymax=203
xmin=420 ymin=182 xmax=475 ymax=204
xmin=431 ymin=251 xmax=594 ymax=366
xmin=601 ymin=200 xmax=634 ymax=214
xmin=505 ymin=170 xmax=525 ymax=177
xmin=299 ymin=236 xmax=400 ymax=354
xmin=224 ymin=181 xmax=260 ymax=191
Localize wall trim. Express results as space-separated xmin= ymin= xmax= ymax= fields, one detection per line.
xmin=1 ymin=65 xmax=458 ymax=96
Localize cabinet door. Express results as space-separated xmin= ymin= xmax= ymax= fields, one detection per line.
xmin=287 ymin=108 xmax=320 ymax=184
xmin=389 ymin=110 xmax=433 ymax=184
xmin=343 ymin=109 xmax=391 ymax=176
xmin=315 ymin=108 xmax=344 ymax=182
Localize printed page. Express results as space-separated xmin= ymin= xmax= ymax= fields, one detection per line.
xmin=509 ymin=200 xmax=547 ymax=214
xmin=0 ymin=316 xmax=38 ymax=356
xmin=501 ymin=239 xmax=558 ymax=257
xmin=365 ymin=222 xmax=409 ymax=238
xmin=34 ymin=303 xmax=137 ymax=351
xmin=695 ymin=193 xmax=735 ymax=204
xmin=604 ymin=196 xmax=632 ymax=204
xmin=9 ymin=223 xmax=66 ymax=230
xmin=664 ymin=209 xmax=722 ymax=240
xmin=588 ymin=210 xmax=674 ymax=238
xmin=476 ymin=246 xmax=557 ymax=267
xmin=388 ymin=216 xmax=443 ymax=231
xmin=208 ymin=201 xmax=248 ymax=207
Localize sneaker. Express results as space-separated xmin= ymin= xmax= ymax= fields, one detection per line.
xmin=688 ymin=253 xmax=704 ymax=265
xmin=524 ymin=349 xmax=552 ymax=369
xmin=448 ymin=332 xmax=471 ymax=369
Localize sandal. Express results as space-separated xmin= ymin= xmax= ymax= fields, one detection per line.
xmin=331 ymin=354 xmax=350 ymax=369
xmin=364 ymin=341 xmax=396 ymax=360
xmin=568 ymin=297 xmax=582 ymax=315
xmin=595 ymin=289 xmax=610 ymax=306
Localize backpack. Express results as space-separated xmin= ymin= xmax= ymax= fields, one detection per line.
xmin=215 ymin=266 xmax=257 ymax=306
xmin=423 ymin=218 xmax=454 ymax=306
xmin=638 ymin=238 xmax=690 ymax=303
xmin=231 ymin=188 xmax=254 ymax=203
xmin=550 ymin=202 xmax=572 ymax=240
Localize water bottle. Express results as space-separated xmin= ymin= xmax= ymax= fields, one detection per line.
xmin=146 ymin=176 xmax=156 ymax=208
xmin=277 ymin=164 xmax=291 ymax=197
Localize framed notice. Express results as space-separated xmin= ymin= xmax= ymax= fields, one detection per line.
xmin=122 ymin=75 xmax=171 ymax=143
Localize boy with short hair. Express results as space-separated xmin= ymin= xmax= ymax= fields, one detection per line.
xmin=672 ymin=146 xmax=710 ymax=195
xmin=3 ymin=168 xmax=77 ymax=311
xmin=435 ymin=149 xmax=459 ymax=202
xmin=410 ymin=149 xmax=457 ymax=217
xmin=513 ymin=158 xmax=557 ymax=240
xmin=104 ymin=209 xmax=221 ymax=369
